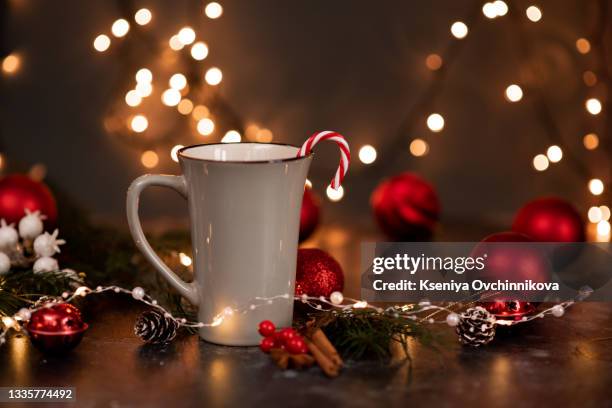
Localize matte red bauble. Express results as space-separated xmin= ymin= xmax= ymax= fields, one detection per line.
xmin=370 ymin=172 xmax=440 ymax=241
xmin=512 ymin=197 xmax=585 ymax=242
xmin=473 ymin=232 xmax=546 ymax=320
xmin=299 ymin=188 xmax=320 ymax=242
xmin=0 ymin=175 xmax=57 ymax=225
xmin=295 ymin=248 xmax=344 ymax=298
xmin=26 ymin=303 xmax=88 ymax=353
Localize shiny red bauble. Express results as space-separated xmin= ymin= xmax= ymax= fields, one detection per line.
xmin=258 ymin=320 xmax=276 ymax=337
xmin=260 ymin=336 xmax=276 ymax=353
xmin=371 ymin=172 xmax=440 ymax=241
xmin=299 ymin=188 xmax=321 ymax=242
xmin=285 ymin=337 xmax=307 ymax=355
xmin=512 ymin=197 xmax=585 ymax=242
xmin=26 ymin=303 xmax=88 ymax=353
xmin=295 ymin=248 xmax=344 ymax=298
xmin=0 ymin=175 xmax=57 ymax=225
xmin=278 ymin=327 xmax=298 ymax=343
xmin=473 ymin=232 xmax=547 ymax=320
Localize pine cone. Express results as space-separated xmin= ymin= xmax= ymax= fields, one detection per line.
xmin=456 ymin=306 xmax=496 ymax=347
xmin=134 ymin=309 xmax=179 ymax=344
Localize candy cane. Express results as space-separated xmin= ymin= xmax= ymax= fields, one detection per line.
xmin=297 ymin=131 xmax=350 ymax=190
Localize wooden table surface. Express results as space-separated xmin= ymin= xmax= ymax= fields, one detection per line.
xmin=1 ymin=223 xmax=611 ymax=407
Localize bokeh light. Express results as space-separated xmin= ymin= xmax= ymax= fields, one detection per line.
xmin=426 ymin=113 xmax=444 ymax=132
xmin=526 ymin=6 xmax=542 ymax=22
xmin=169 ymin=35 xmax=184 ymax=51
xmin=1 ymin=53 xmax=20 ymax=74
xmin=505 ymin=84 xmax=523 ymax=102
xmin=169 ymin=73 xmax=187 ymax=90
xmin=130 ymin=115 xmax=149 ymax=133
xmin=205 ymin=67 xmax=223 ymax=85
xmin=409 ymin=139 xmax=429 ymax=157
xmin=589 ymin=178 xmax=604 ymax=196
xmin=191 ymin=42 xmax=209 ymax=60
xmin=586 ymin=98 xmax=602 ymax=115
xmin=600 ymin=206 xmax=611 ymax=221
xmin=93 ymin=35 xmax=111 ymax=52
xmin=221 ymin=130 xmax=241 ymax=143
xmin=425 ymin=54 xmax=442 ymax=71
xmin=141 ymin=150 xmax=159 ymax=168
xmin=177 ymin=99 xmax=194 ymax=115
xmin=162 ymin=89 xmax=181 ymax=106
xmin=111 ymin=19 xmax=130 ymax=38
xmin=597 ymin=220 xmax=611 ymax=236
xmin=576 ymin=38 xmax=591 ymax=54
xmin=205 ymin=2 xmax=223 ymax=19
xmin=177 ymin=27 xmax=196 ymax=45
xmin=125 ymin=90 xmax=142 ymax=107
xmin=583 ymin=71 xmax=597 ymax=87
xmin=326 ymin=185 xmax=344 ymax=202
xmin=588 ymin=206 xmax=603 ymax=223
xmin=358 ymin=145 xmax=377 ymax=164
xmin=192 ymin=105 xmax=210 ymax=120
xmin=171 ymin=145 xmax=184 ymax=162
xmin=546 ymin=145 xmax=562 ymax=163
xmin=197 ymin=118 xmax=215 ymax=136
xmin=450 ymin=21 xmax=468 ymax=39
xmin=179 ymin=252 xmax=192 ymax=266
xmin=583 ymin=133 xmax=599 ymax=150
xmin=256 ymin=128 xmax=273 ymax=143
xmin=532 ymin=154 xmax=549 ymax=171
xmin=134 ymin=8 xmax=152 ymax=25
xmin=135 ymin=81 xmax=153 ymax=97
xmin=136 ymin=68 xmax=153 ymax=83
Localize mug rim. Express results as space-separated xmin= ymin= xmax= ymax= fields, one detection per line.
xmin=178 ymin=142 xmax=314 ymax=164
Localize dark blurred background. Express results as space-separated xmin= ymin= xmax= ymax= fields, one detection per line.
xmin=0 ymin=0 xmax=609 ymax=238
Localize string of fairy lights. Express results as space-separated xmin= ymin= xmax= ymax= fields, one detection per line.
xmin=1 ymin=2 xmax=610 ymax=220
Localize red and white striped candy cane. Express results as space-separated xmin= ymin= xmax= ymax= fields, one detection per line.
xmin=297 ymin=131 xmax=350 ymax=190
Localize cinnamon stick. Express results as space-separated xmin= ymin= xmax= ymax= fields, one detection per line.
xmin=289 ymin=353 xmax=315 ymax=368
xmin=270 ymin=348 xmax=289 ymax=369
xmin=311 ymin=329 xmax=343 ymax=367
xmin=306 ymin=339 xmax=339 ymax=377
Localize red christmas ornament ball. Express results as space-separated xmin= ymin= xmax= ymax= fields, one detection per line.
xmin=0 ymin=175 xmax=57 ymax=226
xmin=278 ymin=327 xmax=298 ymax=343
xmin=260 ymin=336 xmax=276 ymax=353
xmin=512 ymin=197 xmax=585 ymax=242
xmin=473 ymin=232 xmax=546 ymax=320
xmin=299 ymin=188 xmax=320 ymax=242
xmin=371 ymin=172 xmax=440 ymax=241
xmin=286 ymin=336 xmax=307 ymax=355
xmin=258 ymin=320 xmax=276 ymax=337
xmin=26 ymin=303 xmax=88 ymax=353
xmin=295 ymin=248 xmax=344 ymax=298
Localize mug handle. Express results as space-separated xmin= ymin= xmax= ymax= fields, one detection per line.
xmin=126 ymin=174 xmax=199 ymax=305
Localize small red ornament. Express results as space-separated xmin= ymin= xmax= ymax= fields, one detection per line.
xmin=0 ymin=175 xmax=57 ymax=226
xmin=473 ymin=232 xmax=545 ymax=320
xmin=260 ymin=336 xmax=276 ymax=353
xmin=278 ymin=327 xmax=298 ymax=343
xmin=370 ymin=172 xmax=440 ymax=241
xmin=299 ymin=188 xmax=321 ymax=242
xmin=26 ymin=303 xmax=88 ymax=353
xmin=295 ymin=248 xmax=344 ymax=298
xmin=286 ymin=336 xmax=307 ymax=355
xmin=512 ymin=197 xmax=585 ymax=242
xmin=258 ymin=320 xmax=276 ymax=337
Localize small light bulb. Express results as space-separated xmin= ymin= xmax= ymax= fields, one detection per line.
xmin=190 ymin=42 xmax=209 ymax=60
xmin=546 ymin=145 xmax=563 ymax=163
xmin=111 ymin=19 xmax=130 ymax=38
xmin=197 ymin=118 xmax=215 ymax=136
xmin=205 ymin=67 xmax=223 ymax=85
xmin=450 ymin=21 xmax=468 ymax=39
xmin=493 ymin=1 xmax=508 ymax=16
xmin=505 ymin=84 xmax=523 ymax=102
xmin=130 ymin=115 xmax=148 ymax=133
xmin=171 ymin=145 xmax=184 ymax=162
xmin=134 ymin=8 xmax=152 ymax=26
xmin=205 ymin=2 xmax=223 ymax=19
xmin=426 ymin=113 xmax=444 ymax=132
xmin=576 ymin=38 xmax=591 ymax=54
xmin=177 ymin=27 xmax=196 ymax=45
xmin=358 ymin=145 xmax=377 ymax=164
xmin=326 ymin=185 xmax=344 ymax=202
xmin=586 ymin=98 xmax=602 ymax=115
xmin=533 ymin=154 xmax=549 ymax=171
xmin=135 ymin=81 xmax=153 ymax=97
xmin=93 ymin=35 xmax=111 ymax=52
xmin=482 ymin=3 xmax=497 ymax=19
xmin=221 ymin=130 xmax=241 ymax=143
xmin=589 ymin=178 xmax=604 ymax=196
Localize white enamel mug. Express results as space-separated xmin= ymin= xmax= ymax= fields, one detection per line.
xmin=126 ymin=143 xmax=312 ymax=345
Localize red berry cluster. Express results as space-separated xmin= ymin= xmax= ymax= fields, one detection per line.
xmin=258 ymin=320 xmax=308 ymax=354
